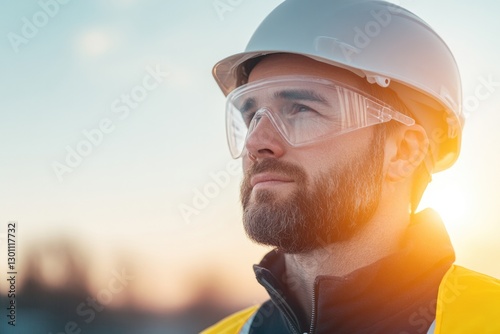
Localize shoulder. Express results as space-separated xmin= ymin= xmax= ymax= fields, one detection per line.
xmin=200 ymin=305 xmax=259 ymax=334
xmin=435 ymin=265 xmax=500 ymax=333
xmin=438 ymin=265 xmax=500 ymax=302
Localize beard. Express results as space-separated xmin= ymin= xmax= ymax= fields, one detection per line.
xmin=240 ymin=129 xmax=385 ymax=254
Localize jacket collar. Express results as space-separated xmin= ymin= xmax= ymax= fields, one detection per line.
xmin=253 ymin=209 xmax=455 ymax=334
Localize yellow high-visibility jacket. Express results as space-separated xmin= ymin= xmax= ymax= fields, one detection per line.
xmin=201 ymin=265 xmax=500 ymax=334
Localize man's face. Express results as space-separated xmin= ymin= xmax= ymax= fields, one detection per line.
xmin=239 ymin=54 xmax=387 ymax=254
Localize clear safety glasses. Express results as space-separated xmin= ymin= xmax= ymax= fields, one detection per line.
xmin=225 ymin=75 xmax=415 ymax=159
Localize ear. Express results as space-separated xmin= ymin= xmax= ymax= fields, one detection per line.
xmin=386 ymin=124 xmax=429 ymax=182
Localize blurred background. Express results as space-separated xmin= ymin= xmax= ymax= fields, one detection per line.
xmin=1 ymin=0 xmax=500 ymax=333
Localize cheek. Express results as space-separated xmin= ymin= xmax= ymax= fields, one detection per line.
xmin=289 ymin=154 xmax=335 ymax=182
xmin=298 ymin=131 xmax=375 ymax=174
xmin=299 ymin=142 xmax=349 ymax=172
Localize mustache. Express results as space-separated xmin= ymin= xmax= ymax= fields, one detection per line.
xmin=244 ymin=158 xmax=307 ymax=184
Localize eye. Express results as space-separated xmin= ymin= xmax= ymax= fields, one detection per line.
xmin=241 ymin=110 xmax=256 ymax=126
xmin=296 ymin=104 xmax=314 ymax=113
xmin=289 ymin=103 xmax=317 ymax=115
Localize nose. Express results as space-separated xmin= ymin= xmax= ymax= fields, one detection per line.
xmin=244 ymin=109 xmax=286 ymax=159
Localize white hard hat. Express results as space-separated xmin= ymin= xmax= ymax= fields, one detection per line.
xmin=213 ymin=0 xmax=463 ymax=172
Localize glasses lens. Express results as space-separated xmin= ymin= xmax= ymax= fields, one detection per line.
xmin=226 ymin=101 xmax=248 ymax=158
xmin=225 ymin=76 xmax=414 ymax=158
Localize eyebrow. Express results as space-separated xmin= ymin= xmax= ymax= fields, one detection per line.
xmin=239 ymin=89 xmax=330 ymax=113
xmin=274 ymin=89 xmax=330 ymax=106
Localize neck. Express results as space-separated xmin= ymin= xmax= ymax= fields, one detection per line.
xmin=284 ymin=210 xmax=409 ymax=321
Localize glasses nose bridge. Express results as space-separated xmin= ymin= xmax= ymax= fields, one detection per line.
xmin=246 ymin=107 xmax=286 ymax=145
xmin=248 ymin=107 xmax=281 ymax=134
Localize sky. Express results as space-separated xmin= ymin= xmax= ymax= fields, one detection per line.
xmin=1 ymin=0 xmax=500 ymax=312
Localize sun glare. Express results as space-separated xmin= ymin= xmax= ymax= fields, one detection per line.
xmin=417 ymin=173 xmax=470 ymax=236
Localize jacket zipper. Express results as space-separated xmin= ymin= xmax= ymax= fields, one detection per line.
xmin=308 ymin=283 xmax=318 ymax=334
xmin=259 ymin=277 xmax=302 ymax=334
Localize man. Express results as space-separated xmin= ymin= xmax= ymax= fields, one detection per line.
xmin=203 ymin=1 xmax=500 ymax=333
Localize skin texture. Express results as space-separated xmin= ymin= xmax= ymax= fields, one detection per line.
xmin=240 ymin=126 xmax=387 ymax=252
xmin=240 ymin=54 xmax=429 ymax=320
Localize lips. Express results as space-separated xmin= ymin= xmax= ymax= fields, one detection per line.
xmin=250 ymin=173 xmax=294 ymax=187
